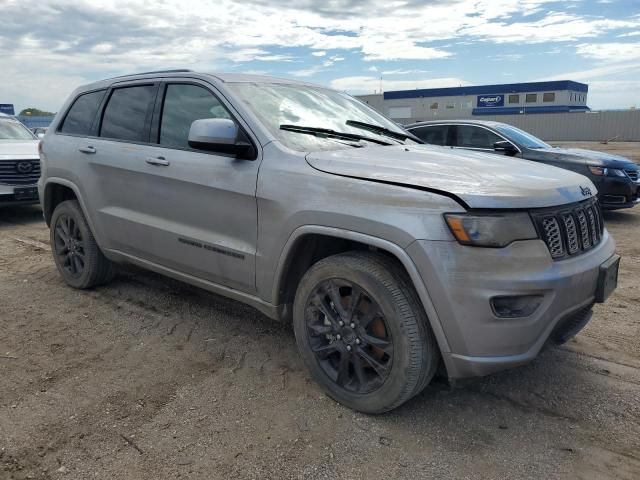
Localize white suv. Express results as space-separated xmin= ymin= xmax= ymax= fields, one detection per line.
xmin=0 ymin=113 xmax=41 ymax=206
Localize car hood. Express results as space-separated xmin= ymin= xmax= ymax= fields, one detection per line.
xmin=0 ymin=140 xmax=39 ymax=160
xmin=306 ymin=144 xmax=597 ymax=209
xmin=531 ymin=146 xmax=638 ymax=169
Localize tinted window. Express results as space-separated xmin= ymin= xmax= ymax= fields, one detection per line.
xmin=100 ymin=85 xmax=156 ymax=142
xmin=543 ymin=92 xmax=555 ymax=102
xmin=60 ymin=90 xmax=106 ymax=135
xmin=411 ymin=125 xmax=448 ymax=146
xmin=525 ymin=93 xmax=537 ymax=103
xmin=508 ymin=94 xmax=519 ymax=104
xmin=495 ymin=124 xmax=550 ymax=149
xmin=159 ymin=84 xmax=231 ymax=149
xmin=455 ymin=125 xmax=502 ymax=149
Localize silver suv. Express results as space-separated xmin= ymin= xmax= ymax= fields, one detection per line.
xmin=39 ymin=71 xmax=619 ymax=413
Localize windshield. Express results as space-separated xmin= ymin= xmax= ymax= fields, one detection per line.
xmin=0 ymin=119 xmax=36 ymax=141
xmin=494 ymin=124 xmax=550 ymax=149
xmin=227 ymin=82 xmax=418 ymax=152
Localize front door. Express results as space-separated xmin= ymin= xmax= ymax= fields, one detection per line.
xmin=84 ymin=80 xmax=260 ymax=293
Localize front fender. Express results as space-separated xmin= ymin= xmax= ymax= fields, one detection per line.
xmin=270 ymin=225 xmax=451 ymax=354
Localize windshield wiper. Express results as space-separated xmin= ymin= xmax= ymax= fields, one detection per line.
xmin=345 ymin=120 xmax=423 ymax=144
xmin=279 ymin=124 xmax=393 ymax=146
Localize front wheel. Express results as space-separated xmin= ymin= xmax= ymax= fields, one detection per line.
xmin=293 ymin=251 xmax=439 ymax=414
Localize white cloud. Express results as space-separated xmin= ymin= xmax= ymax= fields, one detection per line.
xmin=461 ymin=12 xmax=640 ymax=44
xmin=3 ymin=0 xmax=640 ymax=111
xmin=576 ymin=42 xmax=640 ymax=62
xmin=226 ymin=48 xmax=295 ymax=62
xmin=587 ymin=80 xmax=640 ymax=110
xmin=330 ymin=76 xmax=471 ymax=94
xmin=618 ymin=31 xmax=640 ymax=37
xmin=381 ymin=69 xmax=431 ymax=75
xmin=540 ymin=62 xmax=640 ymax=82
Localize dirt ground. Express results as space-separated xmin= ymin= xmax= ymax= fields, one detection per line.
xmin=1 ymin=143 xmax=639 ymax=480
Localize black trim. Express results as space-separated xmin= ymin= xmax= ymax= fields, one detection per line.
xmin=177 ymin=236 xmax=245 ymax=260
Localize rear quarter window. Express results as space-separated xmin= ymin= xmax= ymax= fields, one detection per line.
xmin=60 ymin=90 xmax=107 ymax=135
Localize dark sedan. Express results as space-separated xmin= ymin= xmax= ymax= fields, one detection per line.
xmin=406 ymin=120 xmax=639 ymax=210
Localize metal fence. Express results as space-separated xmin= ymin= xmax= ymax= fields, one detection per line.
xmin=443 ymin=110 xmax=640 ymax=142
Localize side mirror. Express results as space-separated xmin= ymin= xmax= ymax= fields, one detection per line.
xmin=493 ymin=140 xmax=518 ymax=156
xmin=188 ymin=118 xmax=256 ymax=159
xmin=36 ymin=132 xmax=45 ymax=139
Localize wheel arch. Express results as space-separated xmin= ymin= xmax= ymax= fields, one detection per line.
xmin=272 ymin=226 xmax=451 ymax=354
xmin=42 ymin=179 xmax=95 ymax=234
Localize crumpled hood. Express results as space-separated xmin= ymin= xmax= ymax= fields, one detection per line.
xmin=534 ymin=146 xmax=638 ymax=169
xmin=0 ymin=140 xmax=39 ymax=160
xmin=306 ymin=144 xmax=598 ymax=209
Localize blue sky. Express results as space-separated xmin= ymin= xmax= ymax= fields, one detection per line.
xmin=1 ymin=0 xmax=640 ymax=112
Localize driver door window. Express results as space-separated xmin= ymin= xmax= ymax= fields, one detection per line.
xmin=159 ymin=84 xmax=231 ymax=149
xmin=455 ymin=125 xmax=502 ymax=150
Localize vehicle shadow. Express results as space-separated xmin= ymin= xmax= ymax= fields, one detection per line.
xmin=603 ymin=209 xmax=640 ymax=226
xmin=0 ymin=204 xmax=44 ymax=228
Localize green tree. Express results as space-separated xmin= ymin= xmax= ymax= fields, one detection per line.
xmin=19 ymin=107 xmax=55 ymax=116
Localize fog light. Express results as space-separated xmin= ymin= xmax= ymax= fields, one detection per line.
xmin=491 ymin=295 xmax=543 ymax=318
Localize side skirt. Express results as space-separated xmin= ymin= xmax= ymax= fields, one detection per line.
xmin=104 ymin=249 xmax=281 ymax=321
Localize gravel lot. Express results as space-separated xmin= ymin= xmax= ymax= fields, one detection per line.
xmin=1 ymin=143 xmax=639 ymax=480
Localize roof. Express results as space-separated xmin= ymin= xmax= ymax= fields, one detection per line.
xmin=75 ymin=71 xmax=322 ymax=95
xmin=384 ymin=80 xmax=589 ymax=100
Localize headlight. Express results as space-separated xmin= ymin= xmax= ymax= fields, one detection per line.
xmin=444 ymin=212 xmax=538 ymax=247
xmin=588 ymin=166 xmax=627 ymax=177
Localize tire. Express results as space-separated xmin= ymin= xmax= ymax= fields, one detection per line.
xmin=293 ymin=251 xmax=439 ymax=414
xmin=50 ymin=200 xmax=114 ymax=289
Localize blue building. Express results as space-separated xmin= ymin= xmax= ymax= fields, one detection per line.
xmin=357 ymin=80 xmax=589 ymax=123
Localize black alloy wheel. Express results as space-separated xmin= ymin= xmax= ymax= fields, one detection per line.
xmin=53 ymin=213 xmax=86 ymax=278
xmin=305 ymin=279 xmax=393 ymax=394
xmin=49 ymin=200 xmax=114 ymax=289
xmin=293 ymin=252 xmax=439 ymax=414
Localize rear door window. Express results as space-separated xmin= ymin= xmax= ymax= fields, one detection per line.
xmin=454 ymin=125 xmax=502 ymax=149
xmin=60 ymin=90 xmax=106 ymax=135
xmin=100 ymin=85 xmax=157 ymax=142
xmin=159 ymin=84 xmax=231 ymax=149
xmin=410 ymin=125 xmax=449 ymax=146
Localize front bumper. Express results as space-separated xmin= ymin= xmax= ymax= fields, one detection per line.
xmin=407 ymin=231 xmax=616 ymax=378
xmin=0 ymin=183 xmax=40 ymax=206
xmin=591 ymin=175 xmax=639 ymax=209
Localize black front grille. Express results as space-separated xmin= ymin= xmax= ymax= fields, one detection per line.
xmin=0 ymin=159 xmax=41 ymax=185
xmin=531 ymin=198 xmax=604 ymax=260
xmin=625 ymin=169 xmax=639 ymax=182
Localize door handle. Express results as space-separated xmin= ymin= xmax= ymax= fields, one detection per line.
xmin=145 ymin=156 xmax=170 ymax=167
xmin=79 ymin=146 xmax=96 ymax=154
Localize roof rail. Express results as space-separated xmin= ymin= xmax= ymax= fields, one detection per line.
xmin=110 ymin=69 xmax=193 ymax=79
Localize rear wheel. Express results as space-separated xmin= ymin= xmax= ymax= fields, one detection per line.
xmin=293 ymin=251 xmax=439 ymax=413
xmin=50 ymin=200 xmax=114 ymax=289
